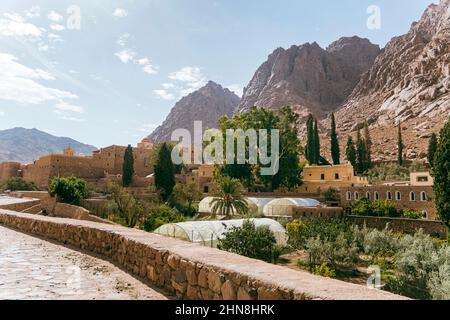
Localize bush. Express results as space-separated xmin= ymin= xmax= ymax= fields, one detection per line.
xmin=108 ymin=183 xmax=145 ymax=228
xmin=143 ymin=205 xmax=185 ymax=232
xmin=0 ymin=177 xmax=37 ymax=192
xmin=49 ymin=176 xmax=88 ymax=205
xmin=402 ymin=208 xmax=423 ymax=220
xmin=218 ymin=220 xmax=281 ymax=263
xmin=362 ymin=228 xmax=400 ymax=261
xmin=312 ymin=263 xmax=336 ymax=278
xmin=368 ymin=163 xmax=410 ymax=184
xmin=323 ymin=187 xmax=339 ymax=202
xmin=348 ymin=199 xmax=400 ymax=218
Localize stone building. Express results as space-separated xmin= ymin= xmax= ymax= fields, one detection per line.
xmin=297 ymin=163 xmax=369 ymax=194
xmin=340 ymin=172 xmax=437 ymax=220
xmin=0 ymin=138 xmax=155 ymax=189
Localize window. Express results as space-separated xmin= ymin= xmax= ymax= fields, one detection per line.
xmin=321 ymin=174 xmax=325 ymax=180
xmin=346 ymin=191 xmax=352 ymax=201
xmin=417 ymin=176 xmax=428 ymax=182
xmin=422 ymin=211 xmax=428 ymax=219
xmin=354 ymin=192 xmax=360 ymax=200
xmin=203 ymin=186 xmax=209 ymax=193
xmin=366 ymin=192 xmax=371 ymax=200
xmin=335 ymin=173 xmax=340 ymax=180
xmin=395 ymin=191 xmax=401 ymax=201
xmin=374 ymin=192 xmax=380 ymax=200
xmin=421 ymin=191 xmax=427 ymax=201
xmin=387 ymin=191 xmax=392 ymax=200
xmin=410 ymin=192 xmax=416 ymax=201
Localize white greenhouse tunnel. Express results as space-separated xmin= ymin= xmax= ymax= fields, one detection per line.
xmin=153 ymin=218 xmax=287 ymax=248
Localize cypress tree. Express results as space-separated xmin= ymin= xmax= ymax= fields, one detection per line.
xmin=122 ymin=145 xmax=134 ymax=187
xmin=346 ymin=136 xmax=356 ymax=168
xmin=330 ymin=113 xmax=340 ymax=165
xmin=427 ymin=133 xmax=438 ymax=168
xmin=363 ymin=122 xmax=372 ymax=169
xmin=432 ymin=119 xmax=450 ymax=226
xmin=356 ymin=129 xmax=366 ymax=174
xmin=154 ymin=142 xmax=175 ymax=201
xmin=306 ymin=114 xmax=315 ymax=164
xmin=313 ymin=119 xmax=320 ymax=165
xmin=397 ymin=123 xmax=404 ymax=166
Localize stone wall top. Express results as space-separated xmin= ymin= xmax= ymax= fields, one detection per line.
xmin=0 ymin=210 xmax=408 ymax=300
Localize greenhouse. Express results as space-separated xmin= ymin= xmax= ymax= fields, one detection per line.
xmin=153 ymin=218 xmax=287 ymax=248
xmin=198 ymin=197 xmax=275 ymax=215
xmin=263 ymin=198 xmax=321 ymax=217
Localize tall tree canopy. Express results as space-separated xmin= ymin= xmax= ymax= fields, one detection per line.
xmin=397 ymin=124 xmax=404 ymax=166
xmin=313 ymin=120 xmax=321 ymax=166
xmin=363 ymin=122 xmax=372 ymax=170
xmin=346 ymin=136 xmax=356 ymax=168
xmin=330 ymin=113 xmax=340 ymax=165
xmin=356 ymin=129 xmax=366 ymax=174
xmin=154 ymin=142 xmax=175 ymax=201
xmin=306 ymin=114 xmax=315 ymax=164
xmin=427 ymin=133 xmax=438 ymax=168
xmin=432 ymin=119 xmax=450 ymax=226
xmin=122 ymin=145 xmax=134 ymax=187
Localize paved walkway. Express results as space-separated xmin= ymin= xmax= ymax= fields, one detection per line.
xmin=0 ymin=226 xmax=168 ymax=300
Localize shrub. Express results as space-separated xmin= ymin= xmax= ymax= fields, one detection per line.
xmin=107 ymin=183 xmax=145 ymax=228
xmin=49 ymin=176 xmax=88 ymax=205
xmin=402 ymin=208 xmax=423 ymax=220
xmin=348 ymin=198 xmax=373 ymax=216
xmin=312 ymin=263 xmax=336 ymax=278
xmin=348 ymin=199 xmax=400 ymax=218
xmin=362 ymin=228 xmax=400 ymax=261
xmin=0 ymin=177 xmax=37 ymax=192
xmin=143 ymin=205 xmax=184 ymax=232
xmin=367 ymin=163 xmax=410 ymax=184
xmin=218 ymin=220 xmax=281 ymax=263
xmin=323 ymin=187 xmax=339 ymax=202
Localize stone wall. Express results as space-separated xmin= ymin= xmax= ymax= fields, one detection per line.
xmin=0 ymin=210 xmax=406 ymax=300
xmin=347 ymin=216 xmax=448 ymax=240
xmin=0 ymin=199 xmax=41 ymax=212
xmin=52 ymin=203 xmax=115 ymax=225
xmin=293 ymin=207 xmax=344 ymax=221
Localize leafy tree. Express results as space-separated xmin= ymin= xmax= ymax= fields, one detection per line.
xmin=356 ymin=129 xmax=366 ymax=174
xmin=397 ymin=123 xmax=404 ymax=166
xmin=50 ymin=176 xmax=88 ymax=205
xmin=170 ymin=183 xmax=202 ymax=216
xmin=323 ymin=187 xmax=340 ymax=202
xmin=211 ymin=177 xmax=248 ymax=217
xmin=345 ymin=136 xmax=356 ymax=168
xmin=0 ymin=177 xmax=37 ymax=192
xmin=218 ymin=220 xmax=281 ymax=263
xmin=154 ymin=142 xmax=175 ymax=201
xmin=313 ymin=119 xmax=320 ymax=165
xmin=108 ymin=183 xmax=144 ymax=228
xmin=306 ymin=114 xmax=315 ymax=164
xmin=363 ymin=122 xmax=372 ymax=169
xmin=432 ymin=119 xmax=450 ymax=226
xmin=330 ymin=113 xmax=340 ymax=165
xmin=427 ymin=133 xmax=438 ymax=168
xmin=143 ymin=205 xmax=185 ymax=232
xmin=122 ymin=144 xmax=134 ymax=187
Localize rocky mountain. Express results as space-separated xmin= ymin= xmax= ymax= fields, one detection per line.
xmin=333 ymin=0 xmax=450 ymax=162
xmin=237 ymin=36 xmax=381 ymax=118
xmin=149 ymin=81 xmax=240 ymax=143
xmin=0 ymin=127 xmax=97 ymax=163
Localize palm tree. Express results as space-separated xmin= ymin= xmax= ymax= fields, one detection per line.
xmin=211 ymin=177 xmax=248 ymax=218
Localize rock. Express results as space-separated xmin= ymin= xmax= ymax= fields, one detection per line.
xmin=167 ymin=255 xmax=180 ymax=270
xmin=186 ymin=285 xmax=200 ymax=300
xmin=258 ymin=287 xmax=284 ymax=300
xmin=221 ymin=280 xmax=237 ymax=300
xmin=207 ymin=270 xmax=224 ymax=294
xmin=198 ymin=267 xmax=209 ymax=288
xmin=237 ymin=286 xmax=257 ymax=300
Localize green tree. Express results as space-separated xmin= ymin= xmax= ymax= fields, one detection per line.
xmin=313 ymin=119 xmax=320 ymax=165
xmin=306 ymin=114 xmax=315 ymax=164
xmin=432 ymin=119 xmax=450 ymax=226
xmin=50 ymin=176 xmax=88 ymax=205
xmin=397 ymin=124 xmax=404 ymax=166
xmin=154 ymin=142 xmax=175 ymax=201
xmin=0 ymin=178 xmax=37 ymax=192
xmin=108 ymin=183 xmax=144 ymax=228
xmin=345 ymin=136 xmax=356 ymax=168
xmin=122 ymin=144 xmax=134 ymax=187
xmin=170 ymin=183 xmax=202 ymax=216
xmin=330 ymin=113 xmax=340 ymax=165
xmin=364 ymin=122 xmax=372 ymax=170
xmin=427 ymin=133 xmax=438 ymax=168
xmin=143 ymin=205 xmax=185 ymax=232
xmin=218 ymin=220 xmax=281 ymax=263
xmin=356 ymin=129 xmax=366 ymax=174
xmin=211 ymin=177 xmax=248 ymax=217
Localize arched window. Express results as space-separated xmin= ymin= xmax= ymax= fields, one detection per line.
xmin=410 ymin=192 xmax=416 ymax=201
xmin=366 ymin=192 xmax=371 ymax=200
xmin=387 ymin=191 xmax=392 ymax=201
xmin=395 ymin=191 xmax=401 ymax=201
xmin=422 ymin=211 xmax=428 ymax=219
xmin=346 ymin=191 xmax=352 ymax=201
xmin=354 ymin=192 xmax=360 ymax=200
xmin=374 ymin=192 xmax=380 ymax=200
xmin=421 ymin=191 xmax=427 ymax=201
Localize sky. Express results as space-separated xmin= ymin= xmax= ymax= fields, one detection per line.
xmin=0 ymin=0 xmax=439 ymax=148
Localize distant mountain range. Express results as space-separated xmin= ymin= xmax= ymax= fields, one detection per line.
xmin=0 ymin=127 xmax=97 ymax=163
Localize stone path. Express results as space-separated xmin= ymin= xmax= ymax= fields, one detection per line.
xmin=0 ymin=226 xmax=168 ymax=300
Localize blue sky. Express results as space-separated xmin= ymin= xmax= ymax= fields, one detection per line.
xmin=0 ymin=0 xmax=438 ymax=148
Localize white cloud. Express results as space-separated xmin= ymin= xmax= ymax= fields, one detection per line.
xmin=139 ymin=123 xmax=159 ymax=133
xmin=0 ymin=110 xmax=5 ymax=116
xmin=114 ymin=34 xmax=158 ymax=75
xmin=153 ymin=89 xmax=175 ymax=100
xmin=0 ymin=13 xmax=42 ymax=38
xmin=136 ymin=57 xmax=150 ymax=65
xmin=48 ymin=33 xmax=63 ymax=43
xmin=50 ymin=23 xmax=65 ymax=31
xmin=161 ymin=83 xmax=175 ymax=89
xmin=55 ymin=102 xmax=84 ymax=114
xmin=0 ymin=52 xmax=78 ymax=105
xmin=25 ymin=6 xmax=41 ymax=18
xmin=113 ymin=8 xmax=128 ymax=18
xmin=156 ymin=66 xmax=207 ymax=99
xmin=38 ymin=44 xmax=49 ymax=52
xmin=58 ymin=115 xmax=85 ymax=122
xmin=47 ymin=10 xmax=63 ymax=22
xmin=226 ymin=84 xmax=243 ymax=97
xmin=169 ymin=66 xmax=205 ymax=84
xmin=143 ymin=64 xmax=158 ymax=75
xmin=115 ymin=49 xmax=135 ymax=64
